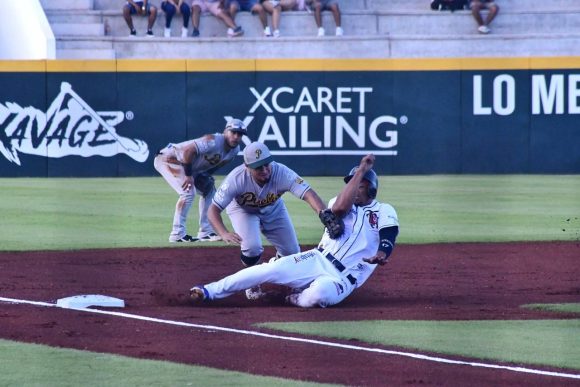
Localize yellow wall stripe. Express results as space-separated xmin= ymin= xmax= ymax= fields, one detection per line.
xmin=0 ymin=61 xmax=46 ymax=72
xmin=0 ymin=57 xmax=579 ymax=72
xmin=45 ymin=60 xmax=117 ymax=72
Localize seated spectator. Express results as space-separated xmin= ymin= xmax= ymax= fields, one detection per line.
xmin=261 ymin=0 xmax=282 ymax=37
xmin=161 ymin=0 xmax=192 ymax=37
xmin=280 ymin=0 xmax=309 ymax=12
xmin=191 ymin=0 xmax=244 ymax=37
xmin=471 ymin=0 xmax=499 ymax=34
xmin=312 ymin=0 xmax=342 ymax=37
xmin=227 ymin=0 xmax=271 ymax=37
xmin=123 ymin=0 xmax=158 ymax=37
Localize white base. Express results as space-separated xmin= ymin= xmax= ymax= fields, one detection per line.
xmin=56 ymin=294 xmax=125 ymax=309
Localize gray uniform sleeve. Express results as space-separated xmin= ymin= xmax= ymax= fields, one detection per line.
xmin=277 ymin=163 xmax=311 ymax=199
xmin=212 ymin=167 xmax=240 ymax=210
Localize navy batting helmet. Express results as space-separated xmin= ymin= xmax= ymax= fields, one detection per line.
xmin=225 ymin=118 xmax=247 ymax=135
xmin=344 ymin=167 xmax=378 ymax=198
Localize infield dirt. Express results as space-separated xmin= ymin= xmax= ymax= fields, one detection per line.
xmin=1 ymin=242 xmax=579 ymax=386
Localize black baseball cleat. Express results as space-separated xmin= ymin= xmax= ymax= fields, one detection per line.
xmin=171 ymin=235 xmax=198 ymax=243
xmin=197 ymin=233 xmax=222 ymax=242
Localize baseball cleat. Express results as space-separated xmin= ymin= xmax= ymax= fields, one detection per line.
xmin=197 ymin=233 xmax=222 ymax=242
xmin=171 ymin=235 xmax=198 ymax=243
xmin=245 ymin=285 xmax=266 ymax=300
xmin=189 ymin=286 xmax=207 ymax=302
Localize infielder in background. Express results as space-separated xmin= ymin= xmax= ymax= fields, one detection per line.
xmin=190 ymin=154 xmax=400 ymax=307
xmin=207 ymin=141 xmax=327 ymax=299
xmin=154 ymin=119 xmax=247 ymax=243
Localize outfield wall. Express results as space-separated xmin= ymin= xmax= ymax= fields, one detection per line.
xmin=1 ymin=58 xmax=579 ymax=177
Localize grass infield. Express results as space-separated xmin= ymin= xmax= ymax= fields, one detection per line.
xmin=0 ymin=339 xmax=338 ymax=387
xmin=257 ymin=319 xmax=580 ymax=371
xmin=0 ymin=175 xmax=578 ymax=251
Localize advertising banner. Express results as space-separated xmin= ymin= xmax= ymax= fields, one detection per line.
xmin=1 ymin=59 xmax=579 ymax=176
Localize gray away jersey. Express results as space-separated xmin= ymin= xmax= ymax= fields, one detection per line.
xmin=213 ymin=161 xmax=311 ymax=215
xmin=171 ymin=133 xmax=239 ymax=173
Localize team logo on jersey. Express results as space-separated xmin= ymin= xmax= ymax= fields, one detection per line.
xmin=237 ymin=192 xmax=281 ymax=207
xmin=0 ymin=82 xmax=149 ymax=166
xmin=294 ymin=250 xmax=315 ymax=263
xmin=204 ymin=154 xmax=222 ymax=165
xmin=295 ymin=177 xmax=304 ymax=184
xmin=366 ymin=210 xmax=379 ymax=229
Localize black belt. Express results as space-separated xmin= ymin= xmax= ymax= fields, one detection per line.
xmin=318 ymin=248 xmax=356 ymax=285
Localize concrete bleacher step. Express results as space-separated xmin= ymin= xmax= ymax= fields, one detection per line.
xmin=51 ymin=22 xmax=105 ymax=36
xmin=101 ymin=33 xmax=580 ymax=59
xmin=42 ymin=0 xmax=580 ymax=60
xmin=40 ymin=0 xmax=93 ymax=10
xmin=57 ymin=48 xmax=116 ymax=59
xmin=45 ymin=10 xmax=103 ymax=24
xmin=379 ymin=10 xmax=580 ymax=35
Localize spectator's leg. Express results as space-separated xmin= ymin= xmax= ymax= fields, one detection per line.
xmin=228 ymin=2 xmax=239 ymax=22
xmin=313 ymin=1 xmax=323 ymax=28
xmin=216 ymin=9 xmax=238 ymax=29
xmin=486 ymin=4 xmax=499 ymax=25
xmin=471 ymin=1 xmax=485 ymax=26
xmin=263 ymin=1 xmax=281 ymax=32
xmin=252 ymin=4 xmax=269 ymax=29
xmin=147 ymin=6 xmax=158 ymax=30
xmin=180 ymin=3 xmax=191 ymax=28
xmin=274 ymin=4 xmax=281 ymax=32
xmin=191 ymin=5 xmax=201 ymax=32
xmin=162 ymin=2 xmax=176 ymax=29
xmin=329 ymin=3 xmax=340 ymax=27
xmin=123 ymin=4 xmax=136 ymax=32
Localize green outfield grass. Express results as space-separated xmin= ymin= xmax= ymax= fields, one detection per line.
xmin=0 ymin=339 xmax=338 ymax=387
xmin=0 ymin=175 xmax=578 ymax=251
xmin=258 ymin=319 xmax=580 ymax=371
xmin=523 ymin=303 xmax=580 ymax=315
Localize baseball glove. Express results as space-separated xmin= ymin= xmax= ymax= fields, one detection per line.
xmin=319 ymin=209 xmax=345 ymax=239
xmin=193 ymin=173 xmax=215 ymax=197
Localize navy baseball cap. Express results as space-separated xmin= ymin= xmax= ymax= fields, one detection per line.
xmin=244 ymin=142 xmax=273 ymax=169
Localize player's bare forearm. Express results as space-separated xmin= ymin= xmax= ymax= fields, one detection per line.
xmin=180 ymin=142 xmax=198 ymax=165
xmin=207 ymin=204 xmax=242 ymax=244
xmin=303 ymin=189 xmax=326 ymax=214
xmin=332 ymin=154 xmax=375 ymax=216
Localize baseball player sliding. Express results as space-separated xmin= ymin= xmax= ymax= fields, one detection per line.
xmin=154 ymin=119 xmax=247 ymax=243
xmin=190 ymin=154 xmax=400 ymax=308
xmin=207 ymin=142 xmax=327 ymax=299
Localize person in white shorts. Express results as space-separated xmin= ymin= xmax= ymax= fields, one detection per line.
xmin=470 ymin=0 xmax=499 ymax=34
xmin=190 ymin=153 xmax=399 ymax=307
xmin=154 ymin=119 xmax=246 ymax=243
xmin=207 ymin=142 xmax=327 ymax=299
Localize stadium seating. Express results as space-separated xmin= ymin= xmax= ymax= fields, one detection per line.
xmin=40 ymin=0 xmax=580 ymax=59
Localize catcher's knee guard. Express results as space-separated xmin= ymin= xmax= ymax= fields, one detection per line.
xmin=241 ymin=253 xmax=261 ymax=267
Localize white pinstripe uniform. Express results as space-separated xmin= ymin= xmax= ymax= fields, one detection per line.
xmin=204 ymin=196 xmax=399 ymax=307
xmin=212 ymin=161 xmax=312 ymax=257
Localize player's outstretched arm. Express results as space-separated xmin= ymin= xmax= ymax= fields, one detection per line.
xmin=302 ymin=189 xmax=326 ymax=214
xmin=331 ymin=154 xmax=375 ymax=217
xmin=207 ymin=204 xmax=242 ymax=245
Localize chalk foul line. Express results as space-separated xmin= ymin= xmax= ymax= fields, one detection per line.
xmin=1 ymin=296 xmax=579 ymax=380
